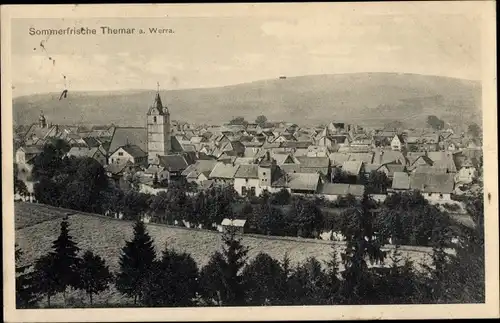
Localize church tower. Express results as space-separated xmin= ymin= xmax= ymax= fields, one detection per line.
xmin=147 ymin=84 xmax=171 ymax=165
xmin=39 ymin=110 xmax=47 ymax=128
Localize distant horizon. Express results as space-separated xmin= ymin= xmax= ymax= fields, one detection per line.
xmin=12 ymin=71 xmax=481 ymax=99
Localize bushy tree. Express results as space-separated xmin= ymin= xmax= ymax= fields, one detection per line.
xmin=116 ymin=220 xmax=157 ymax=305
xmin=467 ymin=123 xmax=481 ymax=138
xmin=255 ymin=115 xmax=268 ymax=126
xmin=287 ymin=257 xmax=329 ymax=305
xmin=376 ymin=191 xmax=451 ymax=246
xmin=14 ymin=178 xmax=29 ymax=199
xmin=79 ymin=251 xmax=113 ymax=305
xmin=289 ymin=198 xmax=323 ymax=238
xmin=229 ymin=116 xmax=247 ymax=126
xmin=365 ymin=170 xmax=391 ymax=194
xmin=142 ymin=245 xmax=199 ymax=307
xmin=242 ymin=252 xmax=286 ymax=305
xmin=270 ymin=188 xmax=291 ymax=205
xmin=121 ymin=191 xmax=151 ymax=221
xmin=426 ymin=115 xmax=445 ymax=130
xmin=255 ymin=202 xmax=285 ymax=236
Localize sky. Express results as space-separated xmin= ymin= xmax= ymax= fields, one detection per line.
xmin=10 ymin=4 xmax=483 ymax=97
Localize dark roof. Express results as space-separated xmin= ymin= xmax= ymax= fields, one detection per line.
xmin=82 ymin=137 xmax=101 ymax=148
xmin=280 ymin=141 xmax=311 ymax=149
xmin=119 ymin=145 xmax=147 ymax=158
xmin=410 ymin=173 xmax=455 ymax=193
xmin=147 ymin=92 xmax=168 ymax=115
xmin=158 ymin=155 xmax=189 ymax=172
xmin=108 ymin=127 xmax=147 ymax=155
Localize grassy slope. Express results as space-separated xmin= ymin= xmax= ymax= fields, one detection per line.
xmin=13 ymin=73 xmax=481 ymax=128
xmin=15 ymin=202 xmax=434 ymax=307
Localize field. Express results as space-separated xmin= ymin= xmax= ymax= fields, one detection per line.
xmin=15 ymin=202 xmax=435 ymax=307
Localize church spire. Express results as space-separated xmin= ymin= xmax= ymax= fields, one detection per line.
xmin=148 ymin=81 xmax=167 ymax=115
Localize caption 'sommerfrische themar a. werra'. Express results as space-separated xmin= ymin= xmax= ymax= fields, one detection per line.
xmin=29 ymin=26 xmax=174 ymax=36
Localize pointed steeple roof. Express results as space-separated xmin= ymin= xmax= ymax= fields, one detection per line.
xmin=148 ymin=83 xmax=169 ymax=115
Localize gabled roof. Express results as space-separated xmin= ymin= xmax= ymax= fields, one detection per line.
xmin=287 ymin=173 xmax=320 ymax=191
xmin=329 ymin=153 xmax=351 ymax=166
xmin=234 ymin=164 xmax=259 ymax=179
xmin=158 ymin=155 xmax=189 ymax=172
xmin=392 ymin=134 xmax=405 ymax=143
xmin=426 ymin=151 xmax=457 ymax=172
xmin=373 ymin=150 xmax=406 ymax=165
xmin=208 ymin=162 xmax=239 ymax=179
xmin=273 ymin=172 xmax=319 ymax=191
xmin=410 ymin=173 xmax=455 ymax=193
xmin=385 ymin=164 xmax=406 ymax=176
xmin=18 ymin=145 xmax=43 ymax=155
xmin=391 ymin=172 xmax=410 ymax=190
xmin=364 ymin=163 xmax=382 ymax=173
xmin=412 ymin=166 xmax=447 ymax=175
xmin=342 ymin=160 xmax=364 ymax=175
xmin=118 ymin=145 xmax=147 ymax=158
xmin=280 ymin=141 xmax=311 ymax=149
xmin=108 ymin=127 xmax=147 ymax=155
xmin=296 ymin=156 xmax=330 ymax=168
xmin=105 ymin=160 xmax=134 ymax=175
xmin=319 ymin=183 xmax=350 ymax=195
xmin=67 ymin=147 xmax=93 ymax=158
xmin=346 ymin=152 xmax=374 ymax=164
xmin=273 ymin=153 xmax=296 ymax=165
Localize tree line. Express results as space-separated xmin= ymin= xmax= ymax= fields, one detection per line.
xmin=26 ymin=139 xmax=456 ymax=247
xmin=16 ymin=190 xmax=484 ymax=308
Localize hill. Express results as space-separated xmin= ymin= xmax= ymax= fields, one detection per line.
xmin=13 ymin=73 xmax=481 ymax=128
xmin=15 ymin=202 xmax=434 ymax=306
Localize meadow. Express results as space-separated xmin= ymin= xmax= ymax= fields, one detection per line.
xmin=15 ymin=202 xmax=435 ymax=307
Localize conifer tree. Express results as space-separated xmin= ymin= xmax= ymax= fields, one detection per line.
xmin=79 ymin=250 xmax=113 ymax=305
xmin=220 ymin=228 xmax=248 ymax=306
xmin=324 ymin=240 xmax=341 ymax=303
xmin=242 ymin=252 xmax=285 ymax=305
xmin=200 ymin=229 xmax=248 ymax=306
xmin=50 ymin=218 xmax=81 ymax=302
xmin=31 ymin=253 xmax=59 ymax=307
xmin=199 ymin=251 xmax=227 ymax=305
xmin=15 ymin=245 xmax=39 ymax=308
xmin=116 ymin=220 xmax=156 ymax=305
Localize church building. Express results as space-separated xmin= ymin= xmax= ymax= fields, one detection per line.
xmin=147 ymin=89 xmax=172 ymax=165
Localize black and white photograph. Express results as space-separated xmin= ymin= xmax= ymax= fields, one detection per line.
xmin=2 ymin=2 xmax=498 ymax=321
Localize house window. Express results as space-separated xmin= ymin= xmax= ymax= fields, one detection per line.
xmin=439 ymin=194 xmax=443 ymax=199
xmin=242 ymin=186 xmax=247 ymax=196
xmin=250 ymin=187 xmax=256 ymax=196
xmin=153 ymin=116 xmax=157 ymax=123
xmin=263 ymin=172 xmax=266 ymax=175
xmin=111 ymin=158 xmax=114 ymax=163
xmin=118 ymin=152 xmax=123 ymax=156
xmin=428 ymin=193 xmax=432 ymax=197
